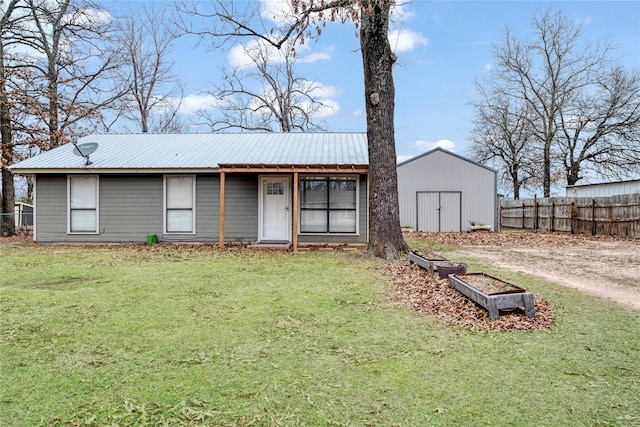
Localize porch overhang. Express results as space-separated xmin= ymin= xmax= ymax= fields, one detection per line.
xmin=218 ymin=164 xmax=368 ymax=174
xmin=218 ymin=163 xmax=369 ymax=252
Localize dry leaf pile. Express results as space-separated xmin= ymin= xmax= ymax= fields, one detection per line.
xmin=410 ymin=231 xmax=629 ymax=248
xmin=385 ymin=261 xmax=552 ymax=332
xmin=0 ymin=229 xmax=33 ymax=242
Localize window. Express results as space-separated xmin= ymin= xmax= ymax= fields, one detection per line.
xmin=300 ymin=176 xmax=358 ymax=233
xmin=165 ymin=175 xmax=195 ymax=233
xmin=68 ymin=176 xmax=98 ymax=233
xmin=267 ymin=182 xmax=284 ymax=195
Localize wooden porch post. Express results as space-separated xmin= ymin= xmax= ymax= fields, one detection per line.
xmin=219 ymin=171 xmax=225 ymax=250
xmin=292 ymin=171 xmax=299 ymax=253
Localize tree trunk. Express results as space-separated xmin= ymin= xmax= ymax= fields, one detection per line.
xmin=141 ymin=109 xmax=149 ymax=133
xmin=511 ymin=171 xmax=520 ymax=200
xmin=360 ymin=0 xmax=408 ymax=260
xmin=543 ymin=140 xmax=552 ymax=197
xmin=1 ymin=167 xmax=15 ymax=236
xmin=0 ymin=39 xmax=15 ymax=236
xmin=566 ymin=162 xmax=580 ymax=186
xmin=48 ymin=73 xmax=60 ymax=148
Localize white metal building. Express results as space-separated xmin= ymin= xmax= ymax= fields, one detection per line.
xmin=397 ymin=148 xmax=497 ymax=232
xmin=566 ymin=179 xmax=640 ymax=198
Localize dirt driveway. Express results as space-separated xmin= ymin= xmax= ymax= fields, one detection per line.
xmin=411 ymin=232 xmax=640 ymax=310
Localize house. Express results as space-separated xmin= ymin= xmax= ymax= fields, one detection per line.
xmin=9 ymin=133 xmax=369 ymax=250
xmin=397 ymin=148 xmax=497 ymax=232
xmin=14 ymin=202 xmax=34 ymax=228
xmin=566 ymin=179 xmax=640 ymax=198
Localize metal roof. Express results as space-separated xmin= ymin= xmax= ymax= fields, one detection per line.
xmin=10 ymin=132 xmax=369 ymax=173
xmin=397 ymin=147 xmax=497 ymax=173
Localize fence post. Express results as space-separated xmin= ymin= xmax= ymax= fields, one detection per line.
xmin=571 ymin=202 xmax=576 ymax=234
xmin=533 ymin=195 xmax=538 ymax=231
xmin=551 ymin=202 xmax=555 ymax=232
xmin=498 ymin=196 xmax=502 ymax=232
xmin=592 ymin=199 xmax=597 ymax=236
xmin=608 ymin=202 xmax=614 ymax=236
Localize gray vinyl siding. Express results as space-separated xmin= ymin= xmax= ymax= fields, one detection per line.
xmin=165 ymin=174 xmax=257 ymax=243
xmin=102 ymin=175 xmax=163 ymax=241
xmin=34 ymin=174 xmax=162 ymax=243
xmin=34 ymin=174 xmax=220 ymax=243
xmin=163 ymin=174 xmax=219 ymax=243
xmin=33 ymin=172 xmax=367 ymax=244
xmin=397 ymin=150 xmax=496 ymax=231
xmin=34 ymin=175 xmax=68 ymax=242
xmin=297 ymin=175 xmax=367 ymax=243
xmin=223 ymin=174 xmax=259 ymax=242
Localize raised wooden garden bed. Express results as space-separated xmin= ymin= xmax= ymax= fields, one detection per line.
xmin=436 ymin=262 xmax=467 ymax=279
xmin=408 ymin=251 xmax=449 ymax=271
xmin=470 ymin=224 xmax=492 ymax=232
xmin=449 ymin=273 xmax=536 ymax=322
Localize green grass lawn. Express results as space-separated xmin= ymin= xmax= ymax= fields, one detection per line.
xmin=1 ymin=243 xmax=639 ymax=426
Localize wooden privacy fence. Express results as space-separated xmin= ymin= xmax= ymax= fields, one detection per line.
xmin=500 ymin=193 xmax=640 ymax=238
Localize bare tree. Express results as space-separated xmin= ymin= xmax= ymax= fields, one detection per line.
xmin=114 ymin=4 xmax=184 ymax=133
xmin=0 ymin=0 xmax=24 ymax=236
xmin=469 ymin=88 xmax=536 ymax=199
xmin=0 ymin=0 xmax=129 ymax=235
xmin=179 ymin=0 xmax=408 ymax=259
xmin=490 ymin=7 xmax=614 ymax=196
xmin=17 ymin=0 xmax=124 ymax=150
xmin=557 ymin=66 xmax=640 ymax=186
xmin=199 ymin=39 xmax=331 ymax=132
xmin=0 ymin=0 xmax=42 ymax=235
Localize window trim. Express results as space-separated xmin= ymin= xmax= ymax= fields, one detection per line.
xmin=298 ymin=175 xmax=360 ymax=235
xmin=163 ymin=174 xmax=196 ymax=235
xmin=67 ymin=175 xmax=99 ymax=235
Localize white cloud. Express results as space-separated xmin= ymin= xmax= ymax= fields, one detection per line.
xmin=390 ymin=3 xmax=415 ymax=22
xmin=576 ymin=17 xmax=592 ymax=26
xmin=228 ymin=38 xmax=331 ymax=70
xmin=241 ymin=79 xmax=339 ymax=120
xmin=306 ymin=82 xmax=340 ymax=118
xmin=228 ymin=39 xmax=271 ymax=69
xmin=310 ymin=99 xmax=339 ymax=118
xmin=415 ymin=139 xmax=456 ymax=152
xmin=389 ymin=29 xmax=428 ymax=53
xmin=63 ymin=8 xmax=111 ymax=27
xmin=298 ymin=46 xmax=334 ymax=64
xmin=397 ymin=140 xmax=456 ymax=164
xmin=396 ymin=154 xmax=414 ymax=163
xmin=309 ymin=83 xmax=339 ymax=99
xmin=259 ymin=0 xmax=297 ymax=25
xmin=352 ymin=109 xmax=363 ymax=117
xmin=483 ymin=63 xmax=492 ymax=73
xmin=178 ymin=94 xmax=221 ymax=115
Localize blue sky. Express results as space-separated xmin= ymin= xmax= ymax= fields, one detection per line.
xmin=108 ymin=1 xmax=640 ymax=163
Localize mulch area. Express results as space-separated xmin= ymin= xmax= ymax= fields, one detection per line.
xmin=0 ymin=229 xmax=34 ymax=243
xmin=409 ymin=230 xmax=632 ymax=248
xmin=384 ymin=258 xmax=553 ymax=332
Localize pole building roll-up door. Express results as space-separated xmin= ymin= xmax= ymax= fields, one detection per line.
xmin=416 ymin=191 xmax=462 ymax=232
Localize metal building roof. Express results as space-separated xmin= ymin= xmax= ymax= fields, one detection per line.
xmin=397 ymin=147 xmax=496 ymax=173
xmin=10 ymin=132 xmax=369 ymax=173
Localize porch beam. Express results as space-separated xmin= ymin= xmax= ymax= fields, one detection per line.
xmin=219 ymin=171 xmax=225 ymax=250
xmin=219 ymin=164 xmax=368 ymax=174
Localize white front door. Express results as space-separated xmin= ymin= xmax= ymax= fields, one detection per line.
xmin=259 ymin=176 xmax=291 ymax=241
